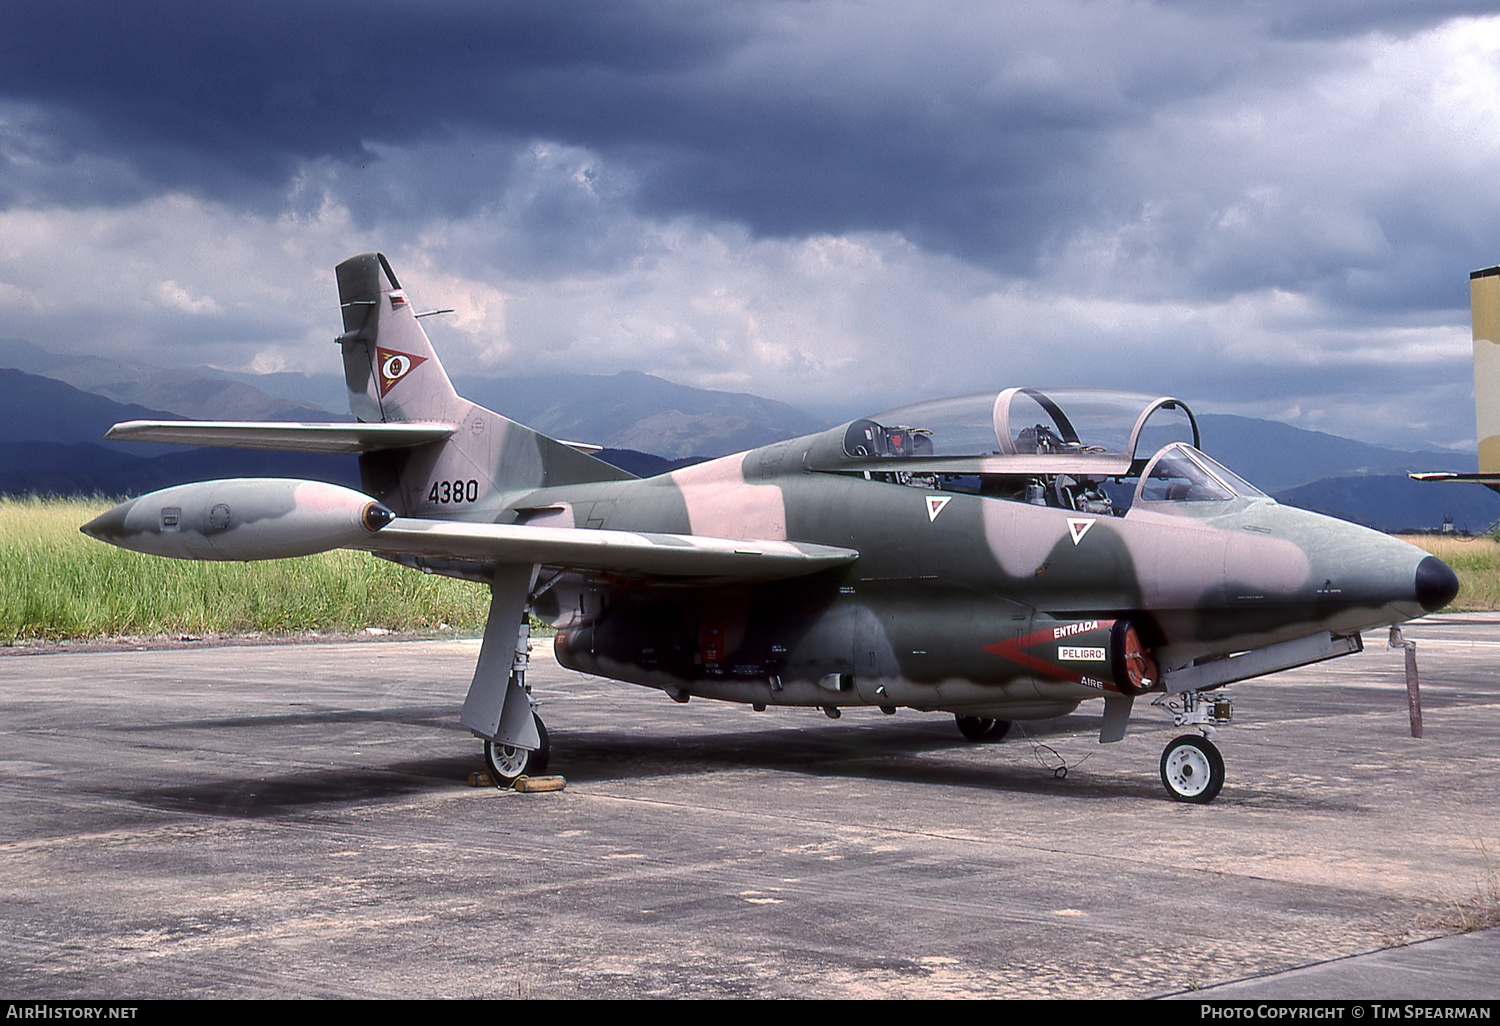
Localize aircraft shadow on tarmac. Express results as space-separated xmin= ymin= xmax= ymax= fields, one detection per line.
xmin=109 ymin=703 xmax=467 ymax=734
xmin=118 ymin=770 xmax=466 ymax=819
xmin=105 ymin=711 xmax=1342 ymax=818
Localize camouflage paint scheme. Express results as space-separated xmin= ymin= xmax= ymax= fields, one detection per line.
xmin=525 ymin=432 xmax=1442 ymax=716
xmin=86 ymin=253 xmax=1459 ymax=802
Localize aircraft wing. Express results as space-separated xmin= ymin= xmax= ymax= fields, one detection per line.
xmin=105 ymin=420 xmax=457 ymax=454
xmin=355 ymin=518 xmax=860 ymax=581
xmin=819 ymin=453 xmax=1135 ymax=476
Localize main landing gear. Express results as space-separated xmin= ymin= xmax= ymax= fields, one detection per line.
xmin=1153 ymin=690 xmax=1233 ymax=803
xmin=484 ymin=713 xmax=550 ymax=786
xmin=955 ymin=715 xmax=1012 ymax=741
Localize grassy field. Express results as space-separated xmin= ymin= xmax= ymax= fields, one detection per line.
xmin=0 ymin=496 xmax=492 ymax=642
xmin=3 ymin=498 xmax=1498 ymax=643
xmin=1398 ymin=534 xmax=1500 ymax=611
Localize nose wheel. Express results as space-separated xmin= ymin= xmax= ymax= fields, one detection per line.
xmin=484 ymin=713 xmax=550 ymax=786
xmin=1160 ymin=734 xmax=1224 ymax=803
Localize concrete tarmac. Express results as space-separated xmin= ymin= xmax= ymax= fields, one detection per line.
xmin=1 ymin=614 xmax=1497 ymax=1000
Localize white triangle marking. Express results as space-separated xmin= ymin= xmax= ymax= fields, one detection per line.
xmin=1067 ymin=518 xmax=1095 ymax=545
xmin=926 ymin=496 xmax=951 ymax=522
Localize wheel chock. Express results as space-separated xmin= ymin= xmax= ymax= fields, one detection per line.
xmin=466 ymin=771 xmax=567 ymax=791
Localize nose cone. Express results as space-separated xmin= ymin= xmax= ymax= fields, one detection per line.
xmin=362 ymin=501 xmax=396 ymax=531
xmin=80 ymin=499 xmax=136 ymax=543
xmin=1415 ymin=555 xmax=1460 ymax=613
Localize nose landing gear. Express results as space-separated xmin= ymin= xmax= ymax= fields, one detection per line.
xmin=1153 ymin=689 xmax=1232 ymax=803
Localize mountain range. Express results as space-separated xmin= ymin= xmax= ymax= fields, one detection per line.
xmin=1 ymin=350 xmax=1495 ymax=534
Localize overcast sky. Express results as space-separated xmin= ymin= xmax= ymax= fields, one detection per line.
xmin=2 ymin=0 xmax=1499 ymax=450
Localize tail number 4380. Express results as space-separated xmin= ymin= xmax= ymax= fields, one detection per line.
xmin=429 ymin=479 xmax=480 ymax=504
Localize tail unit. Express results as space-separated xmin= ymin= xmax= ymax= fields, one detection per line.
xmin=336 ymin=253 xmax=461 ymax=425
xmin=102 ymin=253 xmax=635 ymax=517
xmin=333 ymin=253 xmax=634 ymax=514
xmin=1411 ymin=264 xmax=1500 ymax=492
xmin=1472 ymin=266 xmax=1500 ymax=483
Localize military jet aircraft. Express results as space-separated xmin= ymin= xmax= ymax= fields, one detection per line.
xmin=82 ymin=253 xmax=1459 ymax=803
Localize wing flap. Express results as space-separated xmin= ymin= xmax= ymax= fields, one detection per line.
xmin=105 ymin=420 xmax=457 ymax=454
xmin=354 ymin=519 xmax=859 ymax=581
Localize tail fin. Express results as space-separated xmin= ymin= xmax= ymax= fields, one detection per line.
xmin=337 ymin=253 xmax=460 ymax=424
xmin=1473 ymin=266 xmax=1500 ymax=476
xmin=334 ymin=253 xmax=633 ymax=514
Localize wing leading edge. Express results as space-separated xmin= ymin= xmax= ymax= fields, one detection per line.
xmin=105 ymin=420 xmax=458 ymax=455
xmin=356 ymin=518 xmax=859 ymax=582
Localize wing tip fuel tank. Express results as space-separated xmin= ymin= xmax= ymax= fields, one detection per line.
xmin=81 ymin=479 xmax=395 ymax=561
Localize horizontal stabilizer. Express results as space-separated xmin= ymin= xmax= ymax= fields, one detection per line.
xmin=106 ymin=420 xmax=456 ymax=454
xmin=1408 ymin=472 xmax=1500 ymax=483
xmin=355 ymin=519 xmax=859 ymax=581
xmin=1409 ymin=471 xmax=1500 ymax=494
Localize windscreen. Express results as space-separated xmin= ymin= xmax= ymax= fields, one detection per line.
xmin=1137 ymin=444 xmax=1267 ymax=504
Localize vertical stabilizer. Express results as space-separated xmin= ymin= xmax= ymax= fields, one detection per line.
xmin=336 ymin=253 xmax=460 ymax=424
xmin=333 ymin=253 xmax=634 ymax=516
xmin=1473 ymin=266 xmax=1500 ymax=474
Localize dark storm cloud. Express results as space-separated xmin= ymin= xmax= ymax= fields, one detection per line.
xmin=0 ymin=1 xmax=738 ymax=207
xmin=2 ymin=0 xmax=1495 ymax=452
xmin=1163 ymin=0 xmax=1500 ymax=40
xmin=6 ymin=0 xmax=1487 ymax=279
xmin=0 ymin=0 xmax=1333 ymax=269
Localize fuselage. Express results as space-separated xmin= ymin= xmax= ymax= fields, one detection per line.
xmin=453 ymin=416 xmax=1452 ymax=721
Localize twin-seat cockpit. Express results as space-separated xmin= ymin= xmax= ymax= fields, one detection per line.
xmin=831 ymin=387 xmax=1266 ymax=516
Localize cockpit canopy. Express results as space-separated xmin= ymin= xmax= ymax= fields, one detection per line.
xmin=845 ymin=388 xmax=1199 ymax=466
xmin=828 ymin=387 xmax=1266 ymax=514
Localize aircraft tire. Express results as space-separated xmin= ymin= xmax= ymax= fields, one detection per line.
xmin=955 ymin=715 xmax=1011 ymax=742
xmin=484 ymin=714 xmax=551 ymax=786
xmin=1159 ymin=734 xmax=1224 ymax=803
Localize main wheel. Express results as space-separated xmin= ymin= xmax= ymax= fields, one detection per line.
xmin=1160 ymin=734 xmax=1224 ymax=803
xmin=484 ymin=714 xmax=550 ymax=786
xmin=955 ymin=715 xmax=1012 ymax=741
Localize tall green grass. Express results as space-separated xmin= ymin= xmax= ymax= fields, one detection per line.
xmin=4 ymin=498 xmax=1495 ymax=642
xmin=1 ymin=496 xmax=491 ymax=641
xmin=1399 ymin=534 xmax=1500 ymax=612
